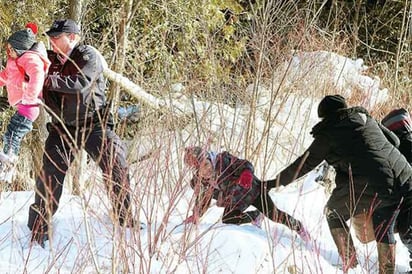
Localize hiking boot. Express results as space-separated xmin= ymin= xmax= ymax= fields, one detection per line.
xmin=330 ymin=228 xmax=358 ymax=271
xmin=0 ymin=151 xmax=17 ymax=163
xmin=31 ymin=231 xmax=49 ymax=248
xmin=119 ymin=216 xmax=145 ymax=230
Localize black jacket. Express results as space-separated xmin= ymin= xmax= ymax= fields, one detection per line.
xmin=275 ymin=107 xmax=412 ymax=217
xmin=44 ymin=44 xmax=107 ymax=126
xmin=398 ymin=133 xmax=412 ymax=164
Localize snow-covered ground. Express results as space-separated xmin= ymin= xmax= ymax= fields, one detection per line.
xmin=0 ymin=51 xmax=409 ymax=273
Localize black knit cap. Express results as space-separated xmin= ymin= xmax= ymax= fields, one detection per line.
xmin=46 ymin=19 xmax=80 ymax=37
xmin=318 ymin=95 xmax=348 ymax=118
xmin=7 ymin=28 xmax=36 ymax=56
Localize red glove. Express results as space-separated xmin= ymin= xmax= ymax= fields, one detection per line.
xmin=238 ymin=169 xmax=253 ymax=189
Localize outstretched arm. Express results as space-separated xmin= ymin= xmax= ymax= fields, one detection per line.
xmin=270 ymin=135 xmax=329 ymax=189
xmin=185 ymin=177 xmax=213 ymax=224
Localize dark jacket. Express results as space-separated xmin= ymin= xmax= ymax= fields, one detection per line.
xmin=397 ymin=132 xmax=412 ymax=164
xmin=190 ymin=151 xmax=261 ymax=215
xmin=275 ymin=107 xmax=412 ymax=218
xmin=44 ymin=44 xmax=107 ymax=126
xmin=381 ymin=108 xmax=412 ymax=164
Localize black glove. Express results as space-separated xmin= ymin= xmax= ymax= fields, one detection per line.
xmin=0 ymin=96 xmax=9 ymax=111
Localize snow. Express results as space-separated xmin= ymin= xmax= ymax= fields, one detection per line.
xmin=0 ymin=51 xmax=410 ymax=273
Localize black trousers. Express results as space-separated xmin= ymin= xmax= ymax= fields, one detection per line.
xmin=28 ymin=122 xmax=132 ymax=234
xmin=396 ymin=206 xmax=412 ymax=267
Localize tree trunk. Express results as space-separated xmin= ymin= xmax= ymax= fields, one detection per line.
xmin=68 ymin=0 xmax=88 ymax=195
xmin=69 ymin=0 xmax=86 ymax=24
xmin=103 ymin=68 xmax=187 ymax=114
xmin=108 ymin=0 xmax=139 ymax=111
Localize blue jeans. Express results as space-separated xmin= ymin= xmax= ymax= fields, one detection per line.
xmin=3 ymin=112 xmax=33 ymax=156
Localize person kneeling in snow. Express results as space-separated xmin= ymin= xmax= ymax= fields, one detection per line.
xmin=271 ymin=95 xmax=412 ymax=274
xmin=183 ymin=146 xmax=309 ymax=240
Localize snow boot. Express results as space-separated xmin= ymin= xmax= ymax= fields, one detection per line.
xmin=330 ymin=228 xmax=358 ymax=272
xmin=377 ymin=242 xmax=396 ymax=274
xmin=28 ymin=204 xmax=49 ymax=248
xmin=0 ymin=152 xmax=16 ymax=183
xmin=352 ymin=212 xmax=375 ymax=243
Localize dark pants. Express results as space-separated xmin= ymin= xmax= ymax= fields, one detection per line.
xmin=221 ymin=183 xmax=303 ymax=231
xmin=27 ymin=122 xmax=132 ymax=235
xmin=396 ymin=207 xmax=412 ymax=267
xmin=373 ymin=206 xmax=399 ymax=244
xmin=3 ymin=112 xmax=33 ymax=155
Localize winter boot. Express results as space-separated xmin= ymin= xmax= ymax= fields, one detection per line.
xmin=352 ymin=212 xmax=375 ymax=244
xmin=28 ymin=204 xmax=49 ymax=248
xmin=330 ymin=228 xmax=358 ymax=272
xmin=377 ymin=242 xmax=396 ymax=274
xmin=0 ymin=152 xmax=16 ymax=183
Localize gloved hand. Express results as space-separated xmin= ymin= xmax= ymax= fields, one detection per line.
xmin=0 ymin=96 xmax=9 ymax=112
xmin=238 ymin=169 xmax=253 ymax=189
xmin=45 ymin=72 xmax=60 ymax=89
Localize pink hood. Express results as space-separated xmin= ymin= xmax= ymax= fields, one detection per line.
xmin=0 ymin=46 xmax=50 ymax=106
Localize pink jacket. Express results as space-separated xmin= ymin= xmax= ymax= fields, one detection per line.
xmin=0 ymin=48 xmax=50 ymax=106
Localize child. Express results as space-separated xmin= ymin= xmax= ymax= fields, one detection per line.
xmin=183 ymin=146 xmax=310 ymax=241
xmin=0 ymin=23 xmax=50 ymax=182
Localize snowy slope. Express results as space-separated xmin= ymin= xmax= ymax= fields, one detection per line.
xmin=0 ymin=51 xmax=409 ymax=273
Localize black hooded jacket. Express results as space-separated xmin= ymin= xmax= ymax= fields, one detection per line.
xmin=44 ymin=44 xmax=107 ymax=126
xmin=275 ymin=107 xmax=412 ymax=217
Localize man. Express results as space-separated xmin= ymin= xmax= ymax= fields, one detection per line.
xmin=271 ymin=95 xmax=412 ymax=273
xmin=183 ymin=146 xmax=310 ymax=241
xmin=27 ymin=19 xmax=135 ymax=247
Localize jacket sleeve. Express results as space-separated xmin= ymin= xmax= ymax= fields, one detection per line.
xmin=276 ymin=135 xmax=328 ymax=187
xmin=47 ymin=46 xmax=103 ymax=94
xmin=0 ymin=69 xmax=7 ymax=87
xmin=189 ymin=174 xmax=212 ymax=218
xmin=399 ymin=134 xmax=412 ymax=164
xmin=379 ymin=122 xmax=400 ymax=148
xmin=18 ymin=53 xmax=46 ymax=104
